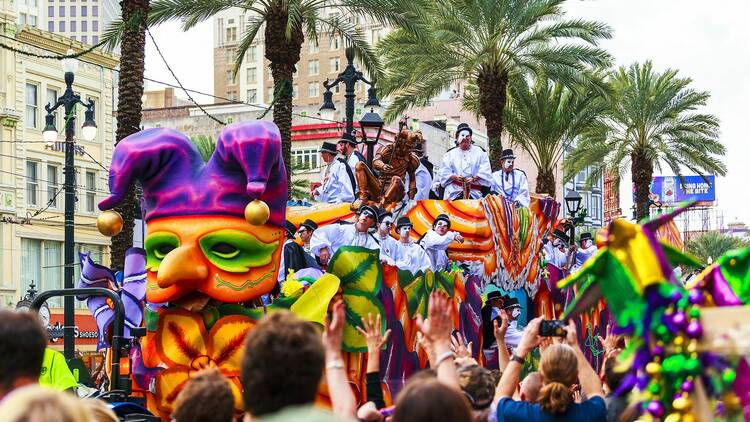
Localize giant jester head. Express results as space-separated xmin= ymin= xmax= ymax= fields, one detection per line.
xmin=99 ymin=122 xmax=287 ymax=307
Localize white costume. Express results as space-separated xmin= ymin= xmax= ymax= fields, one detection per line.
xmin=393 ymin=241 xmax=432 ymax=275
xmin=419 ymin=230 xmax=459 ymax=271
xmin=543 ymin=241 xmax=571 ymax=269
xmin=572 ymin=244 xmax=598 ymax=272
xmin=435 ymin=146 xmax=493 ymax=200
xmin=491 ymin=169 xmax=530 ymax=208
xmin=504 ymin=320 xmax=525 ymax=350
xmin=376 ymin=233 xmax=400 ymax=265
xmin=404 ymin=162 xmax=433 ymax=202
xmin=310 ymin=223 xmax=380 ymax=258
xmin=314 ymin=159 xmax=355 ymax=203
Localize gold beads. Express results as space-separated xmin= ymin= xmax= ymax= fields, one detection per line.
xmin=244 ymin=199 xmax=270 ymax=226
xmin=97 ymin=210 xmax=124 ymax=236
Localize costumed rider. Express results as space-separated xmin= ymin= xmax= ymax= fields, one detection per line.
xmin=403 ymin=140 xmax=433 ymax=201
xmin=543 ymin=229 xmax=575 ymax=270
xmin=310 ymin=205 xmax=380 ymax=266
xmin=419 ymin=213 xmax=465 ymax=272
xmin=491 ymin=148 xmax=530 ymax=208
xmin=571 ymin=232 xmax=598 ymax=272
xmin=312 ymin=141 xmax=354 ymax=203
xmin=375 ymin=209 xmax=399 ymax=265
xmin=277 ymin=220 xmax=309 ymax=286
xmin=392 ymin=216 xmax=432 ymax=274
xmin=481 ymin=290 xmax=507 ymax=369
xmin=502 ymin=297 xmax=525 ymax=350
xmin=297 ymin=219 xmax=321 ymax=269
xmin=336 ymin=133 xmax=365 ymax=200
xmin=433 ymin=123 xmax=493 ymax=199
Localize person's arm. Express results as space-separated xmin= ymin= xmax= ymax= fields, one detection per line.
xmin=323 ymin=300 xmax=358 ymax=419
xmin=416 ymin=292 xmax=460 ymax=390
xmin=493 ymin=310 xmax=510 ymax=372
xmin=422 ymin=230 xmax=457 ymax=250
xmin=474 ymin=150 xmax=494 ymax=186
xmin=310 ymin=224 xmax=341 ymax=260
xmin=356 ymin=313 xmax=391 ymax=409
xmin=566 ymin=320 xmax=604 ymax=398
xmin=495 ymin=317 xmax=543 ymax=400
xmin=516 ymin=172 xmax=530 ymax=207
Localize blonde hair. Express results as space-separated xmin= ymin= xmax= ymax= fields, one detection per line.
xmin=538 ymin=344 xmax=578 ymax=414
xmin=0 ymin=385 xmax=92 ymax=422
xmin=82 ymin=399 xmax=118 ymax=422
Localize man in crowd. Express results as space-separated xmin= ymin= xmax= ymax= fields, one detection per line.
xmin=312 ymin=141 xmax=354 ymax=204
xmin=375 ymin=209 xmax=399 ymax=265
xmin=393 ymin=216 xmax=432 ymax=274
xmin=543 ymin=229 xmax=576 ymax=270
xmin=297 ymin=219 xmax=320 ymax=269
xmin=338 ymin=133 xmax=366 ymax=170
xmin=419 ymin=213 xmax=465 ymax=271
xmin=172 ymin=368 xmax=234 ymax=422
xmin=0 ymin=309 xmax=47 ymax=401
xmin=311 ymin=205 xmax=380 ymax=266
xmin=572 ymin=232 xmax=598 ymax=272
xmin=481 ymin=290 xmax=507 ymax=368
xmin=491 ymin=148 xmax=530 ymax=208
xmin=502 ymin=297 xmax=525 ymax=350
xmin=433 ymin=123 xmax=493 ymax=200
xmin=278 ymin=220 xmax=309 ymax=285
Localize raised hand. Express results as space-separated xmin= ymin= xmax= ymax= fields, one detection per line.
xmin=450 ymin=332 xmax=473 ymax=359
xmin=415 ymin=292 xmax=453 ymax=348
xmin=323 ymin=300 xmax=346 ymax=357
xmin=356 ymin=313 xmax=392 ymax=354
xmin=493 ymin=309 xmax=509 ymax=344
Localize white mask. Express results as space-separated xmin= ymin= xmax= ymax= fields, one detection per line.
xmin=582 ymin=239 xmax=592 ymax=249
xmin=379 ymin=218 xmax=393 ymax=233
xmin=511 ymin=308 xmax=521 ymax=319
xmin=399 ymin=227 xmax=411 ymax=239
xmin=457 ymin=130 xmax=471 ymax=143
xmin=435 ymin=221 xmax=449 ymax=231
xmin=552 ymin=238 xmax=562 ymax=247
xmin=503 ymin=159 xmax=513 ymax=169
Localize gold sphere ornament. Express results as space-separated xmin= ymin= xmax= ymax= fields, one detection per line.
xmin=244 ymin=199 xmax=270 ymax=226
xmin=663 ymin=413 xmax=681 ymax=422
xmin=672 ymin=396 xmax=692 ymax=412
xmin=97 ymin=210 xmax=124 ymax=237
xmin=645 ymin=362 xmax=662 ymax=376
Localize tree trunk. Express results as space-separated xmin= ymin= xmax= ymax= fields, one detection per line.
xmin=536 ymin=167 xmax=556 ymax=198
xmin=265 ymin=9 xmax=303 ymax=195
xmin=631 ymin=148 xmax=654 ymax=222
xmin=110 ymin=0 xmax=148 ymax=270
xmin=477 ymin=70 xmax=508 ymax=172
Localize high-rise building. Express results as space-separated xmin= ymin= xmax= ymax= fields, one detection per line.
xmin=14 ymin=0 xmax=119 ymax=46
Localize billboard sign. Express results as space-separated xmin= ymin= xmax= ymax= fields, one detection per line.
xmin=649 ymin=175 xmax=716 ymax=204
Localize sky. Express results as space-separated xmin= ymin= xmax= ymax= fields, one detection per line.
xmin=145 ymin=0 xmax=750 ymax=224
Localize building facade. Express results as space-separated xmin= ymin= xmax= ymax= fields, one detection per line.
xmin=13 ymin=0 xmax=118 ymax=46
xmin=0 ymin=17 xmax=119 ymax=309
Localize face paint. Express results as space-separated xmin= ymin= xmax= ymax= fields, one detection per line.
xmin=435 ymin=220 xmax=449 ymax=235
xmin=399 ymin=226 xmax=411 ymax=239
xmin=379 ymin=218 xmax=393 ymax=233
xmin=552 ymin=238 xmax=562 ymax=247
xmin=511 ymin=308 xmax=521 ymax=319
xmin=503 ymin=159 xmax=513 ymax=170
xmin=582 ymin=239 xmax=592 ymax=249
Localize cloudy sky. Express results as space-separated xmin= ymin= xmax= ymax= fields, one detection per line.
xmin=146 ymin=0 xmax=750 ymax=224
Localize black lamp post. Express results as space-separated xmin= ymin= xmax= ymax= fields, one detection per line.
xmin=564 ymin=190 xmax=582 ymax=244
xmin=42 ymin=51 xmax=97 ymax=360
xmin=320 ymin=47 xmax=383 ymax=168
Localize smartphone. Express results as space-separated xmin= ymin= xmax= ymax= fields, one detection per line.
xmin=539 ymin=320 xmax=567 ymax=337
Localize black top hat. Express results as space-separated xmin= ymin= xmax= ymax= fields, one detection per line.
xmin=487 ymin=291 xmax=503 ymax=301
xmin=300 ymin=219 xmax=318 ymax=232
xmin=358 ymin=205 xmax=379 ymax=223
xmin=338 ymin=132 xmax=358 ymax=146
xmin=503 ymin=297 xmax=521 ymax=309
xmin=552 ymin=229 xmax=570 ymax=244
xmin=396 ymin=216 xmax=413 ymax=230
xmin=377 ymin=208 xmax=393 ymax=221
xmin=284 ymin=220 xmax=297 ymax=238
xmin=499 ymin=149 xmax=516 ymax=160
xmin=455 ymin=123 xmax=473 ymax=138
xmin=433 ymin=213 xmax=451 ymax=228
xmin=319 ymin=142 xmax=337 ymax=154
xmin=579 ymin=232 xmax=593 ymax=242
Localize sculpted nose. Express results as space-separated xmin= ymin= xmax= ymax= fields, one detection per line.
xmin=156 ymin=245 xmax=209 ymax=288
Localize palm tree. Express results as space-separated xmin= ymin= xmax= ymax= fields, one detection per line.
xmin=686 ymin=231 xmax=748 ymax=266
xmin=504 ymin=75 xmax=608 ymax=197
xmin=564 ymin=61 xmax=727 ymax=221
xmin=377 ymin=0 xmax=612 ymax=170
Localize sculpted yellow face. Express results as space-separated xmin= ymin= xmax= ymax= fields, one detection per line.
xmin=143 ymin=215 xmax=283 ymax=304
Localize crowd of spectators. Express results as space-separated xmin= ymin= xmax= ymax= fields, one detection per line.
xmin=0 ymin=294 xmax=633 ymax=422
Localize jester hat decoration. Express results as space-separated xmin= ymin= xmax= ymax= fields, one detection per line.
xmin=99 ymin=121 xmax=287 ymax=304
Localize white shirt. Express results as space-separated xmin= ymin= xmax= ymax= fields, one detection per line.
xmin=436 ymin=146 xmax=493 ymax=200
xmin=504 ymin=320 xmax=524 ymax=350
xmin=543 ymin=241 xmax=570 ymax=269
xmin=491 ymin=169 xmax=530 ymax=208
xmin=572 ymin=244 xmax=598 ymax=272
xmin=310 ymin=223 xmax=380 ymax=257
xmin=314 ymin=159 xmax=355 ymax=204
xmin=376 ymin=233 xmax=400 ymax=265
xmin=419 ymin=230 xmax=458 ymax=271
xmin=393 ymin=241 xmax=432 ymax=275
xmin=404 ymin=163 xmax=433 ymax=201
xmin=277 ymin=239 xmax=295 ymax=282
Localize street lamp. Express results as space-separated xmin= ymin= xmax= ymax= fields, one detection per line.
xmin=564 ymin=190 xmax=582 ymax=244
xmin=321 ymin=47 xmax=383 ymax=169
xmin=42 ymin=49 xmax=97 ymax=360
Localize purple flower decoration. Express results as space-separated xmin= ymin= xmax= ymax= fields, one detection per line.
xmin=77 ymin=248 xmax=147 ymax=350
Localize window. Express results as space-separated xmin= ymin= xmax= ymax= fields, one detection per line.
xmin=308 ymin=41 xmax=319 ymax=54
xmin=334 ymin=84 xmax=340 ymax=94
xmin=92 ymin=20 xmax=98 ymax=31
xmin=267 ymin=86 xmax=273 ymax=102
xmin=226 ymin=70 xmax=234 ymax=85
xmin=308 ymin=82 xmax=319 ymax=98
xmin=291 ymin=148 xmax=321 ymax=170
xmin=21 ymin=239 xmax=42 ymax=305
xmin=225 ymin=48 xmax=234 ymax=61
xmin=59 ymin=21 xmax=65 ymax=31
xmin=92 ymin=5 xmax=98 ymax=16
xmin=81 ymin=5 xmax=87 ymax=16
xmin=92 ymin=35 xmax=98 ymax=44
xmin=330 ymin=57 xmax=340 ymax=73
xmin=48 ymin=6 xmax=54 ymax=16
xmin=18 ymin=13 xmax=26 ymax=26
xmin=47 ymin=165 xmax=59 ymax=208
xmin=81 ymin=20 xmax=87 ymax=31
xmin=59 ymin=6 xmax=65 ymax=16
xmin=246 ymin=45 xmax=257 ymax=61
xmin=29 ymin=15 xmax=37 ymax=26
xmin=70 ymin=20 xmax=76 ymax=31
xmin=228 ymin=91 xmax=236 ymax=102
xmin=590 ymin=194 xmax=602 ymax=221
xmin=246 ymin=89 xmax=257 ymax=103
xmin=43 ymin=241 xmax=63 ymax=307
xmin=46 ymin=88 xmax=59 ymax=129
xmin=575 ymin=168 xmax=586 ymax=185
xmin=48 ymin=21 xmax=54 ymax=31
xmin=226 ymin=26 xmax=237 ymax=42
xmin=85 ymin=171 xmax=96 ymax=212
xmin=308 ymin=60 xmax=319 ymax=76
xmin=246 ymin=67 xmax=257 ymax=84
xmin=26 ymin=161 xmax=38 ymax=206
xmin=292 ymin=84 xmax=298 ymax=99
xmin=329 ymin=36 xmax=341 ymax=50
xmin=70 ymin=6 xmax=76 ymax=16
xmin=25 ymin=84 xmax=38 ymax=128
xmin=82 ymin=35 xmax=88 ymax=44
xmin=71 ymin=35 xmax=77 ymax=41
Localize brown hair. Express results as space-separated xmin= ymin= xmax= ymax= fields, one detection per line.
xmin=457 ymin=365 xmax=495 ymax=410
xmin=82 ymin=399 xmax=119 ymax=422
xmin=538 ymin=344 xmax=578 ymax=414
xmin=172 ymin=368 xmax=234 ymax=422
xmin=240 ymin=311 xmax=325 ymax=417
xmin=0 ymin=386 xmax=91 ymax=422
xmin=0 ymin=310 xmax=47 ymax=393
xmin=393 ymin=377 xmax=472 ymax=422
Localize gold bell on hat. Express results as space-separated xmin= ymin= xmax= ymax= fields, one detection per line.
xmin=244 ymin=199 xmax=270 ymax=226
xmin=97 ymin=210 xmax=124 ymax=237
